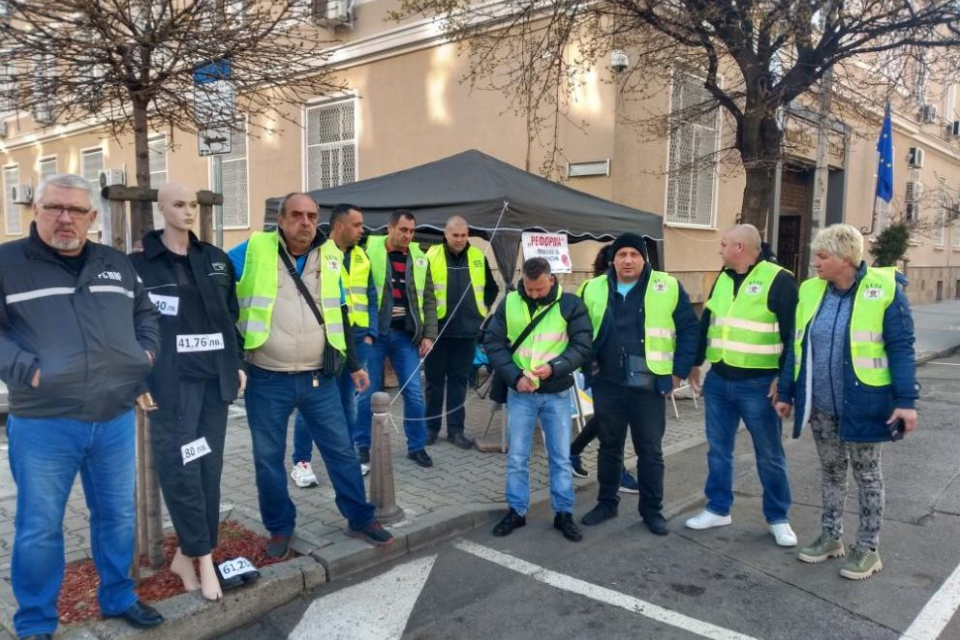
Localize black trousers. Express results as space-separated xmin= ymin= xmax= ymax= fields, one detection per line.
xmin=150 ymin=379 xmax=229 ymax=557
xmin=424 ymin=336 xmax=476 ymax=436
xmin=594 ymin=382 xmax=665 ymax=518
xmin=570 ymin=416 xmax=599 ymax=457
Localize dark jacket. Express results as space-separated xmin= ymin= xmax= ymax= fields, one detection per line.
xmin=589 ymin=264 xmax=699 ymax=395
xmin=778 ymin=263 xmax=918 ymax=442
xmin=129 ymin=231 xmax=243 ymax=413
xmin=484 ymin=278 xmax=593 ymax=394
xmin=373 ymin=242 xmax=438 ymax=345
xmin=437 ymin=242 xmax=499 ymax=339
xmin=0 ymin=223 xmax=160 ymax=422
xmin=695 ymin=259 xmax=798 ymax=378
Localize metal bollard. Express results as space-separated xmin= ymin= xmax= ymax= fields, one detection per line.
xmin=370 ymin=391 xmax=404 ymax=524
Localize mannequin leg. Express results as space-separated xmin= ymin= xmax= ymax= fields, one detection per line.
xmin=169 ymin=548 xmax=200 ymax=592
xmin=197 ymin=554 xmax=222 ymax=601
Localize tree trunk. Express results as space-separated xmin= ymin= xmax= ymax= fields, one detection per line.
xmin=131 ymin=97 xmax=154 ymax=242
xmin=737 ymin=112 xmax=783 ymax=235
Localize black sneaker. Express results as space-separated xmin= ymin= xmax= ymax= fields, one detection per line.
xmin=447 ymin=432 xmax=474 ymax=449
xmin=266 ymin=534 xmax=292 ymax=559
xmin=347 ymin=521 xmax=394 ymax=546
xmin=644 ymin=513 xmax=669 ymax=536
xmin=554 ymin=512 xmax=583 ymax=542
xmin=407 ymin=449 xmax=434 ymax=468
xmin=492 ymin=508 xmax=526 ymax=537
xmin=571 ymin=456 xmax=589 ymax=478
xmin=358 ymin=446 xmax=370 ymax=464
xmin=426 ymin=431 xmax=439 ymax=446
xmin=581 ymin=503 xmax=618 ymax=526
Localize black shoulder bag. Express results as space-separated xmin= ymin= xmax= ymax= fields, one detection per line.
xmin=489 ymin=299 xmax=560 ymax=404
xmin=277 ymin=246 xmax=344 ymax=376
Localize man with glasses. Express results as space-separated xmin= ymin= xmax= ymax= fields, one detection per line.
xmin=0 ymin=174 xmax=164 ymax=639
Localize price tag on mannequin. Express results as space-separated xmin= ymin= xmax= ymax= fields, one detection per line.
xmin=177 ymin=332 xmax=225 ymax=353
xmin=148 ymin=293 xmax=180 ymax=316
xmin=218 ymin=557 xmax=257 ymax=578
xmin=181 ymin=437 xmax=212 ymax=465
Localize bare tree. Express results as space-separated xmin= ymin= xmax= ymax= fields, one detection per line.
xmin=0 ymin=0 xmax=347 ymax=235
xmin=393 ymin=0 xmax=960 ymax=230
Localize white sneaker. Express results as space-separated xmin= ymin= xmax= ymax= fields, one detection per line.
xmin=684 ymin=510 xmax=733 ymax=530
xmin=291 ymin=461 xmax=319 ymax=488
xmin=361 ymin=463 xmax=370 ymax=477
xmin=770 ymin=522 xmax=798 ymax=547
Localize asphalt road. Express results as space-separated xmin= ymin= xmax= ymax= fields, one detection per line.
xmin=223 ymin=353 xmax=960 ymax=640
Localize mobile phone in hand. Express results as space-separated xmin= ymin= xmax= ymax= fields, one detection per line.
xmin=888 ymin=418 xmax=905 ymax=441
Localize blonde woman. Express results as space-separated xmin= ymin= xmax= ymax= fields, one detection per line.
xmin=775 ymin=224 xmax=918 ymax=580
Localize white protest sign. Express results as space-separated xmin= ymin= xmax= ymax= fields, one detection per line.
xmin=521 ymin=232 xmax=572 ymax=274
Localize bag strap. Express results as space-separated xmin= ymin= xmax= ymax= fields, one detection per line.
xmin=508 ymin=298 xmax=560 ymax=355
xmin=278 ymin=244 xmax=326 ymax=330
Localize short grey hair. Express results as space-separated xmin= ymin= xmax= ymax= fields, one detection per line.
xmin=35 ymin=174 xmax=94 ymax=205
xmin=725 ymin=224 xmax=762 ymax=252
xmin=276 ymin=192 xmax=315 ymax=218
xmin=811 ymin=224 xmax=864 ymax=266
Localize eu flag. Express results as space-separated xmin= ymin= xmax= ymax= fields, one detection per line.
xmin=876 ymin=104 xmax=894 ymax=203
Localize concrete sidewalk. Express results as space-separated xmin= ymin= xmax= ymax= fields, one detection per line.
xmin=0 ymin=297 xmax=957 ymax=640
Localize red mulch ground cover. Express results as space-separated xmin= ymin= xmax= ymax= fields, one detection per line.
xmin=58 ymin=520 xmax=292 ymax=625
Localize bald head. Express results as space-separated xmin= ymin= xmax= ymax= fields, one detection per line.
xmin=157 ymin=182 xmax=198 ymax=232
xmin=720 ymin=224 xmax=762 ymax=273
xmin=444 ymin=215 xmax=469 ymax=254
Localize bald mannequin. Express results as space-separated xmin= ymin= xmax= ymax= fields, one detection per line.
xmin=719 ymin=224 xmax=762 ymax=274
xmin=157 ymin=182 xmax=199 ymax=256
xmin=444 ymin=215 xmax=469 ymax=255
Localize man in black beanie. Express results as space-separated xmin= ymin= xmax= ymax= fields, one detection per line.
xmin=577 ymin=233 xmax=699 ymax=535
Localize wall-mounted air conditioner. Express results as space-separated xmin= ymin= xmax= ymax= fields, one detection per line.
xmin=11 ymin=184 xmax=33 ymax=204
xmin=920 ymin=104 xmax=939 ymax=124
xmin=313 ymin=0 xmax=353 ymax=29
xmin=99 ymin=169 xmax=126 ymax=189
xmin=908 ymin=146 xmax=925 ymax=169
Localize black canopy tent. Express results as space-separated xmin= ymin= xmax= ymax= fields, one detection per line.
xmin=263 ymin=149 xmax=664 ymax=275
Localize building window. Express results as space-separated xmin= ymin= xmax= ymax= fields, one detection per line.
xmin=214 ymin=124 xmax=249 ymax=229
xmin=3 ymin=164 xmax=20 ymax=235
xmin=38 ymin=156 xmax=57 ymax=186
xmin=81 ymin=148 xmax=104 ymax=230
xmin=305 ymin=99 xmax=356 ymax=191
xmin=934 ymin=182 xmax=947 ymax=246
xmin=665 ymin=71 xmax=719 ymax=227
xmin=149 ymin=134 xmax=168 ymax=229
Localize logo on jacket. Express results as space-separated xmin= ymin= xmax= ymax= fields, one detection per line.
xmin=863 ymin=285 xmax=883 ymax=300
xmin=96 ymin=271 xmax=123 ymax=282
xmin=212 ymin=262 xmax=227 ymax=272
xmin=415 ymin=258 xmax=427 ymax=269
xmin=653 ymin=281 xmax=667 ymax=293
xmin=327 ymin=260 xmax=340 ymax=272
xmin=745 ymin=282 xmax=763 ymax=295
xmin=472 ymin=260 xmax=483 ymax=268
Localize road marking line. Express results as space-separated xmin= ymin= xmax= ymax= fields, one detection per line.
xmin=927 ymin=362 xmax=960 ymax=366
xmin=901 ymin=561 xmax=960 ymax=640
xmin=453 ymin=540 xmax=758 ymax=640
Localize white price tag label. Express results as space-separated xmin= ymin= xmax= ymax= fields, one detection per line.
xmin=177 ymin=332 xmax=225 ymax=353
xmin=149 ymin=293 xmax=180 ymax=316
xmin=181 ymin=436 xmax=212 ymax=465
xmin=218 ymin=556 xmax=257 ymax=578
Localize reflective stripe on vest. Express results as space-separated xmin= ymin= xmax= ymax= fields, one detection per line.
xmin=338 ymin=243 xmax=371 ymax=329
xmin=506 ymin=287 xmax=568 ymax=389
xmin=365 ymin=235 xmax=427 ymax=324
xmin=580 ymin=271 xmax=679 ymax=375
xmin=426 ymin=244 xmax=487 ymax=319
xmin=704 ymin=261 xmax=785 ymax=369
xmin=236 ymin=231 xmax=346 ymax=354
xmin=793 ymin=267 xmax=896 ymax=386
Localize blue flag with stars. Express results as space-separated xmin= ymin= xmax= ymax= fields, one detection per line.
xmin=876 ymin=104 xmax=894 ymax=203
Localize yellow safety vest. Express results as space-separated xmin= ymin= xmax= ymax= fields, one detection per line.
xmin=236 ymin=231 xmax=346 ymax=353
xmin=580 ymin=272 xmax=678 ymax=375
xmin=335 ymin=242 xmax=371 ymax=329
xmin=426 ymin=244 xmax=487 ymax=319
xmin=365 ymin=235 xmax=427 ymax=324
xmin=794 ymin=266 xmax=896 ymax=386
xmin=705 ymin=261 xmax=785 ymax=370
xmin=505 ymin=287 xmax=568 ymax=389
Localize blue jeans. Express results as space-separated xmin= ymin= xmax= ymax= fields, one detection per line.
xmin=505 ymin=389 xmax=575 ymax=515
xmin=7 ymin=410 xmax=138 ymax=637
xmin=245 ymin=366 xmax=374 ymax=534
xmin=702 ymin=371 xmax=792 ymax=524
xmin=356 ymin=331 xmax=428 ymax=454
xmin=292 ymin=339 xmax=370 ymax=464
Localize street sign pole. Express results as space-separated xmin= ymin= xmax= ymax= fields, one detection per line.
xmin=212 ymin=154 xmax=224 ymax=248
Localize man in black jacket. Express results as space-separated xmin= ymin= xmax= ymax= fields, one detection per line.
xmin=578 ymin=233 xmax=700 ymax=536
xmin=0 ymin=174 xmax=164 ymax=639
xmin=484 ymin=258 xmax=592 ymax=542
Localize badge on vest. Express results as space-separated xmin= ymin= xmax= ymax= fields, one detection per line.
xmin=416 ymin=258 xmax=428 ymax=269
xmin=212 ymin=261 xmax=227 ymax=272
xmin=745 ymin=282 xmax=763 ymax=295
xmin=863 ymin=285 xmax=883 ymax=300
xmin=326 ymin=259 xmax=340 ymax=272
xmin=653 ymin=281 xmax=668 ymax=293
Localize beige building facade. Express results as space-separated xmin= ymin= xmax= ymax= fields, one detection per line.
xmin=2 ymin=0 xmax=960 ymax=305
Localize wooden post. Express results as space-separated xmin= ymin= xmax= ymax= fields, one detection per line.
xmin=197 ymin=190 xmax=221 ymax=244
